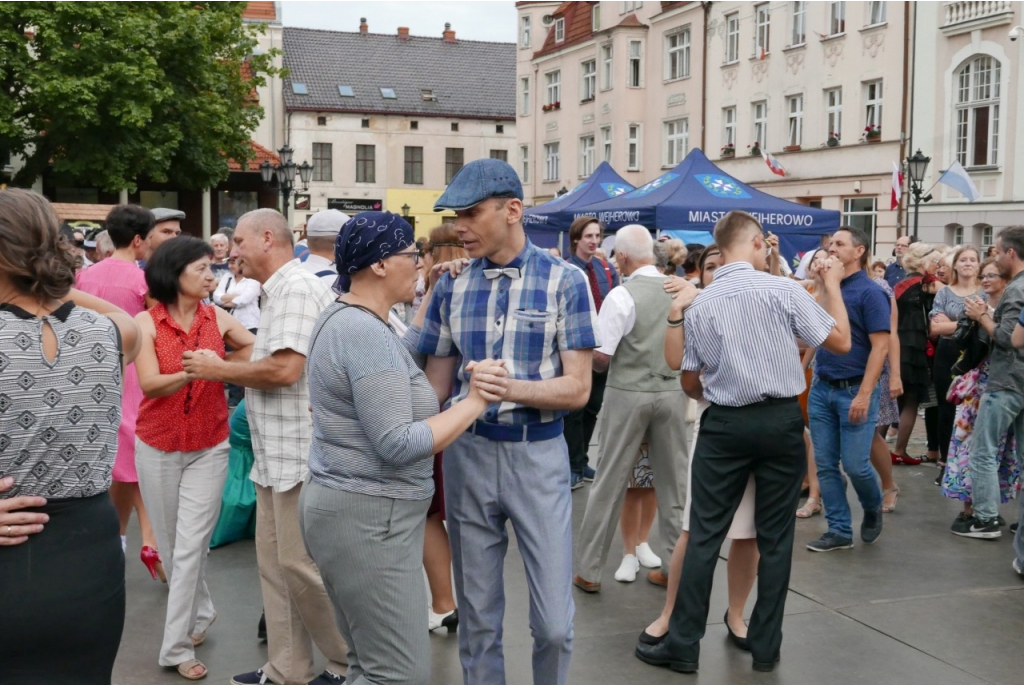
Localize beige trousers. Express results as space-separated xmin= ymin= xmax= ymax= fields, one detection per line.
xmin=255 ymin=481 xmax=348 ymax=685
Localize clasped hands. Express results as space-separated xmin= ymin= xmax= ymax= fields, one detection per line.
xmin=963 ymin=296 xmax=989 ymax=322
xmin=181 ymin=348 xmax=222 ymax=381
xmin=808 ymin=253 xmax=845 ymax=286
xmin=464 ymin=359 xmax=510 ymax=404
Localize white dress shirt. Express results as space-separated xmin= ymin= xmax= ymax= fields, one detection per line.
xmin=595 ymin=264 xmax=666 ymax=357
xmin=213 ymin=273 xmax=262 ymax=330
xmin=301 ymin=253 xmax=338 ymax=289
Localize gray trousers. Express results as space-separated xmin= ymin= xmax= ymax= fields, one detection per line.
xmin=301 ymin=480 xmax=431 ymax=685
xmin=444 ymin=432 xmax=574 ymax=685
xmin=575 ymin=387 xmax=688 ymax=581
xmin=135 ymin=438 xmax=228 ymax=667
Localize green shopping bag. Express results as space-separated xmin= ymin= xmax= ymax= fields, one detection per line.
xmin=210 ymin=400 xmax=257 ymax=548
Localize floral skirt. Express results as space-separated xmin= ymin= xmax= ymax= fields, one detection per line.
xmin=940 ymin=363 xmax=1021 ymax=503
xmin=628 ymin=443 xmax=654 ymax=489
xmin=876 ymin=364 xmax=900 ymax=427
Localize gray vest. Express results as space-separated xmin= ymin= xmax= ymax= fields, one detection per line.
xmin=607 ymin=275 xmax=682 ymax=392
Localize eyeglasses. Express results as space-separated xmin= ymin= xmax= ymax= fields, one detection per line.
xmin=980 ymin=273 xmax=1001 ymax=280
xmin=390 ymin=251 xmax=421 ymax=265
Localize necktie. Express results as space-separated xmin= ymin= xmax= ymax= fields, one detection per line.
xmin=586 ymin=262 xmax=604 ymax=312
xmin=483 ymin=267 xmax=522 ymax=280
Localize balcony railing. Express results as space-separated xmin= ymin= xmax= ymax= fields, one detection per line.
xmin=943 ymin=1 xmax=1015 ymax=29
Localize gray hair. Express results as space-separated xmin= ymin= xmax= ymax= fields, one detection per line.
xmin=209 ymin=233 xmax=230 ymax=246
xmin=614 ymin=224 xmax=654 ymax=262
xmin=95 ymin=230 xmax=114 ymax=256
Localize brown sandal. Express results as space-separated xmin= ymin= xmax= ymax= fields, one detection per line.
xmin=796 ymin=497 xmax=822 ymax=518
xmin=881 ymin=486 xmax=900 ymax=513
xmin=176 ymin=659 xmax=207 ymax=680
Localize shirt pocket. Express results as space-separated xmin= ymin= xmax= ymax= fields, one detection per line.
xmin=507 ymin=309 xmax=558 ymax=370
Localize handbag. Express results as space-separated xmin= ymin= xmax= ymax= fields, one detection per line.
xmin=950 ymin=315 xmax=990 ymax=376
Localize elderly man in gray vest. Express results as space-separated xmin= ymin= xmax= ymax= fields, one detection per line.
xmin=573 ymin=224 xmax=693 ymax=592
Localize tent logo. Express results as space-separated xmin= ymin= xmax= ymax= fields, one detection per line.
xmin=601 ymin=183 xmax=632 ymax=198
xmin=632 ymin=173 xmax=678 ymax=197
xmin=697 ymin=174 xmax=750 ymax=199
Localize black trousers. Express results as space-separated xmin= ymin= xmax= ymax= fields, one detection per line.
xmin=666 ymin=398 xmax=806 ymax=664
xmin=0 ymin=493 xmax=125 ymax=684
xmin=933 ymin=338 xmax=959 ymax=463
xmin=563 ymin=370 xmax=607 ymax=474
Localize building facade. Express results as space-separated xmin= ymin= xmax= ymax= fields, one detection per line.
xmin=281 ymin=21 xmax=516 ymax=235
xmin=516 ymin=1 xmax=707 ymax=205
xmin=910 ymin=1 xmax=1023 ymax=248
xmin=517 ymin=1 xmax=914 ymax=256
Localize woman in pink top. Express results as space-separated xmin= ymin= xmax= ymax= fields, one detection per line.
xmin=76 ymin=204 xmax=164 ymax=578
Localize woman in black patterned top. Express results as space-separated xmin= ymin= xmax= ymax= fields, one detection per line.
xmin=0 ymin=189 xmax=140 ymax=685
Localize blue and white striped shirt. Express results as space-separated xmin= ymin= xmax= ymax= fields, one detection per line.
xmin=418 ymin=240 xmax=599 ymax=426
xmin=682 ymin=262 xmax=835 ymax=407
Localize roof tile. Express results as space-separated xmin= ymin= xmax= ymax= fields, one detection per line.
xmin=282 ymin=27 xmax=515 ymax=120
xmin=228 ymin=140 xmax=281 ymax=172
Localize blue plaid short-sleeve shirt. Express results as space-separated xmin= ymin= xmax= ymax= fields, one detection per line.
xmin=418 ymin=240 xmax=599 ymax=426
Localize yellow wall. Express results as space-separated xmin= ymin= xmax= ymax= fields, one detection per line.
xmin=385 ymin=188 xmax=457 ymax=239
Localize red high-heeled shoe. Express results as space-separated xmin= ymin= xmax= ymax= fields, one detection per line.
xmin=141 ymin=546 xmax=167 ymax=582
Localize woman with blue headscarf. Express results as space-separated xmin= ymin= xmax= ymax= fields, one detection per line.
xmin=301 ymin=211 xmax=507 ymax=685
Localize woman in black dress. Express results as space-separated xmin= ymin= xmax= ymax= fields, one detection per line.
xmin=0 ymin=189 xmax=140 ymax=684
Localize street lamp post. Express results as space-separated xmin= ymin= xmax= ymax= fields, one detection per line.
xmin=905 ymin=149 xmax=932 ymax=242
xmin=259 ymin=144 xmax=313 ymax=221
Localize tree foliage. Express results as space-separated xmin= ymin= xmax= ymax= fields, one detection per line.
xmin=0 ymin=1 xmax=279 ymax=191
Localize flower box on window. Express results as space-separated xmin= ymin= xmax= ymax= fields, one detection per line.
xmin=784 ymin=144 xmax=801 ymax=152
xmin=862 ymin=124 xmax=881 ymax=142
xmin=720 ymin=144 xmax=735 ymax=159
xmin=827 ymin=132 xmax=840 ymax=147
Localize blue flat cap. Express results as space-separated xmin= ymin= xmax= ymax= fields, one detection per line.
xmin=434 ymin=158 xmax=523 ymax=212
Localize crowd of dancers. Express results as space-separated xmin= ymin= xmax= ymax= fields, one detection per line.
xmin=2 ymin=157 xmax=1023 ymax=685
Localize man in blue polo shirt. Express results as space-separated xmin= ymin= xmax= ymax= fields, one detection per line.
xmin=419 ymin=159 xmax=598 ymax=685
xmin=807 ymin=226 xmax=891 ymax=552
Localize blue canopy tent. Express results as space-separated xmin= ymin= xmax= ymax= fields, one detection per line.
xmin=522 ymin=161 xmax=634 ymax=252
xmin=573 ymin=149 xmax=840 ymax=264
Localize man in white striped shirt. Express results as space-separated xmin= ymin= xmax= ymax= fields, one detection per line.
xmin=636 ymin=210 xmax=850 ymax=675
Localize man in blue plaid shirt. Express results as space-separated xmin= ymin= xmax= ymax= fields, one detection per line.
xmin=419 ymin=159 xmax=598 ymax=685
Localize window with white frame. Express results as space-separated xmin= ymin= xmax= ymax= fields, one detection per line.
xmin=753 ymin=101 xmax=768 ymax=148
xmin=628 ymin=41 xmax=643 ymax=87
xmin=867 ymin=1 xmax=886 ymax=25
xmin=554 ymin=17 xmax=565 ymax=42
xmin=980 ymin=225 xmax=994 ymax=247
xmin=581 ymin=60 xmax=597 ymax=101
xmin=829 ymin=1 xmax=846 ymax=35
xmin=725 ymin=13 xmax=740 ymax=62
xmin=791 ymin=1 xmax=806 ymax=45
xmin=723 ymin=107 xmax=737 ymax=147
xmin=950 ymin=224 xmax=965 ymax=245
xmin=601 ymin=44 xmax=614 ymax=89
xmin=864 ymin=80 xmax=882 ymax=130
xmin=520 ymin=15 xmax=531 ymax=47
xmin=666 ymin=28 xmax=691 ymax=80
xmin=601 ymin=126 xmax=612 ymax=162
xmin=546 ymin=70 xmax=561 ymax=105
xmin=664 ymin=119 xmax=688 ymax=166
xmin=520 ymin=77 xmax=530 ymax=116
xmin=955 ymin=56 xmax=1001 ymax=167
xmin=754 ymin=4 xmax=771 ymax=56
xmin=544 ymin=142 xmax=560 ymax=181
xmin=787 ymin=94 xmax=803 ymax=146
xmin=520 ymin=144 xmax=530 ymax=182
xmin=825 ymin=88 xmax=842 ymax=141
xmin=579 ymin=135 xmax=596 ymax=176
xmin=627 ymin=124 xmax=641 ymax=170
xmin=621 ymin=1 xmax=643 ymax=12
xmin=592 ymin=4 xmax=600 ymax=31
xmin=843 ymin=197 xmax=877 ymax=249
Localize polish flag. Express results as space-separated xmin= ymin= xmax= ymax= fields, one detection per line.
xmin=891 ymin=161 xmax=903 ymax=210
xmin=762 ymin=150 xmax=786 ymax=177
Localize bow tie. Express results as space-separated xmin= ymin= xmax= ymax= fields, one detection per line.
xmin=483 ymin=267 xmax=522 ymax=280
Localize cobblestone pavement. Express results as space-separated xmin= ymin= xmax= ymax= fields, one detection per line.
xmin=114 ymin=421 xmax=1024 ymax=684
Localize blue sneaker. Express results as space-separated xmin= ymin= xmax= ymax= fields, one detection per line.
xmin=570 ymin=472 xmax=584 ymax=490
xmin=861 ymin=507 xmax=883 ymax=544
xmin=232 ymin=669 xmax=277 ymax=685
xmin=806 ymin=532 xmax=854 ymax=552
xmin=583 ymin=466 xmax=596 ymax=482
xmin=309 ymin=670 xmax=346 ymax=685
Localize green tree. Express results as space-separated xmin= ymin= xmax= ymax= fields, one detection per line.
xmin=0 ymin=1 xmax=280 ymax=192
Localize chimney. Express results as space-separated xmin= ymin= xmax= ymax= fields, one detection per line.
xmin=359 ymin=17 xmax=368 ymax=34
xmin=442 ymin=22 xmax=456 ymax=43
xmin=397 ymin=26 xmax=410 ymax=40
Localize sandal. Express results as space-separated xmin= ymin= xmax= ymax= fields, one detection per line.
xmin=176 ymin=659 xmax=207 ymax=681
xmin=796 ymin=497 xmax=822 ymax=518
xmin=881 ymin=486 xmax=900 ymax=513
xmin=190 ymin=612 xmax=217 ymax=647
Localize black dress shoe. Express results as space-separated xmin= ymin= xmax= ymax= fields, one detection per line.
xmin=752 ymin=652 xmax=781 ymax=672
xmin=635 ymin=640 xmax=698 ymax=673
xmin=638 ymin=630 xmax=666 ymax=646
xmin=723 ymin=610 xmax=750 ymax=651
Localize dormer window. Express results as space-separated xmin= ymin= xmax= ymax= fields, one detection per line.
xmin=421 ymin=89 xmax=437 ymax=101
xmin=554 ymin=17 xmax=565 ymax=42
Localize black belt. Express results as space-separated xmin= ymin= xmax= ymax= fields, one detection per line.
xmin=822 ymin=375 xmax=864 ymax=389
xmin=468 ymin=419 xmax=564 ymax=443
xmin=711 ymin=396 xmax=797 ymax=410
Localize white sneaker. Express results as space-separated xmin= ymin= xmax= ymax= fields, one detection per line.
xmin=636 ymin=542 xmax=662 ymax=569
xmin=614 ymin=554 xmax=640 ymax=582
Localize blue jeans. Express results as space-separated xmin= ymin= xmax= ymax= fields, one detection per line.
xmin=969 ymin=389 xmax=1024 ymax=521
xmin=808 ymin=379 xmax=882 ymax=539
